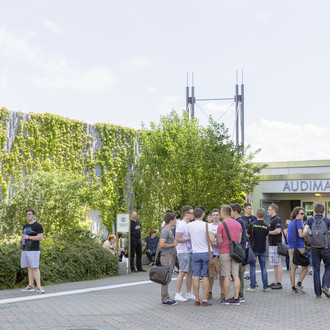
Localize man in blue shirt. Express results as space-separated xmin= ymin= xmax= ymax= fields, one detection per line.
xmin=303 ymin=203 xmax=330 ymax=298
xmin=287 ymin=207 xmax=308 ymax=293
xmin=143 ymin=230 xmax=159 ymax=265
xmin=231 ymin=203 xmax=247 ymax=303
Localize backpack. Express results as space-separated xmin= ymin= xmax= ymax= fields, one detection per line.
xmin=310 ymin=216 xmax=329 ymax=248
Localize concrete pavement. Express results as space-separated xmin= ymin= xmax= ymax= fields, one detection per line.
xmin=0 ymin=262 xmax=329 ymax=330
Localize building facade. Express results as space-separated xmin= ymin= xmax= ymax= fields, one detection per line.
xmin=251 ymin=160 xmax=330 ymax=224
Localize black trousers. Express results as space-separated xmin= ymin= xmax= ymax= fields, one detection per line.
xmin=130 ymin=237 xmax=142 ymax=270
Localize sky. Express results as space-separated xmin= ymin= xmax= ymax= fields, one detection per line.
xmin=0 ymin=0 xmax=330 ymax=162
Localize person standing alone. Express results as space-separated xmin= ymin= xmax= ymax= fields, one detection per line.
xmin=130 ymin=212 xmax=146 ymax=272
xmin=20 ymin=209 xmax=45 ymax=293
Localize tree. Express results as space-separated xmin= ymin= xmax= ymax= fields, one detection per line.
xmin=132 ymin=111 xmax=264 ymax=233
xmin=0 ymin=171 xmax=98 ymax=236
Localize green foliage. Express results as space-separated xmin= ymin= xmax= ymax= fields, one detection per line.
xmin=132 ymin=111 xmax=264 ymax=233
xmin=0 ymin=171 xmax=98 ymax=236
xmin=0 ymin=240 xmax=22 ymax=289
xmin=0 ymin=228 xmax=118 ymax=289
xmin=0 ymin=107 xmax=136 ymax=230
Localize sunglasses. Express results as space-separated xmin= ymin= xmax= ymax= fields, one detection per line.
xmin=299 ymin=212 xmax=305 ymax=215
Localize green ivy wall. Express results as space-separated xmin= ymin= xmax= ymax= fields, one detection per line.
xmin=0 ymin=107 xmax=136 ymax=229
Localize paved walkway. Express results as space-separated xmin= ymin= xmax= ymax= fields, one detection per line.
xmin=0 ymin=263 xmax=329 ymax=330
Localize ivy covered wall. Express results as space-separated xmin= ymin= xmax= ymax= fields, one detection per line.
xmin=0 ymin=107 xmax=136 ymax=230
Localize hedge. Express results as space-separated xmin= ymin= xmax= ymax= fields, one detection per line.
xmin=0 ymin=227 xmax=118 ymax=289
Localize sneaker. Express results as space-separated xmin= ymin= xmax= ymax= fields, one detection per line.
xmin=137 ymin=269 xmax=146 ymax=272
xmin=21 ymin=285 xmax=35 ymax=292
xmin=244 ymin=275 xmax=250 ymax=280
xmin=201 ymin=300 xmax=212 ymax=307
xmin=186 ymin=292 xmax=196 ymax=300
xmin=246 ymin=287 xmax=255 ymax=293
xmin=239 ymin=296 xmax=245 ymax=303
xmin=316 ymin=295 xmax=322 ymax=298
xmin=36 ymin=286 xmax=45 ymax=294
xmin=291 ymin=287 xmax=298 ymax=294
xmin=296 ymin=284 xmax=306 ymax=294
xmin=207 ymin=292 xmax=212 ymax=300
xmin=162 ymin=299 xmax=178 ymax=305
xmin=263 ymin=288 xmax=271 ymax=292
xmin=221 ymin=298 xmax=231 ymax=305
xmin=174 ymin=293 xmax=188 ymax=302
xmin=271 ymin=283 xmax=282 ymax=289
xmin=229 ymin=298 xmax=240 ymax=306
xmin=309 ymin=270 xmax=313 ymax=275
xmin=322 ymin=286 xmax=330 ymax=298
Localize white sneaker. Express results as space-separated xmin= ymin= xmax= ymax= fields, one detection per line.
xmin=174 ymin=293 xmax=188 ymax=302
xmin=186 ymin=292 xmax=196 ymax=300
xmin=246 ymin=287 xmax=255 ymax=292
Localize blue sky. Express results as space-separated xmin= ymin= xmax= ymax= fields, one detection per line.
xmin=1 ymin=0 xmax=329 ymax=162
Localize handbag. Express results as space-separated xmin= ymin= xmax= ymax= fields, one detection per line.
xmin=292 ymin=220 xmax=310 ymax=267
xmin=277 ymin=230 xmax=289 ymax=257
xmin=222 ymin=221 xmax=245 ymax=263
xmin=242 ymin=225 xmax=256 ymax=266
xmin=149 ymin=238 xmax=172 ymax=285
xmin=206 ymin=223 xmax=221 ymax=277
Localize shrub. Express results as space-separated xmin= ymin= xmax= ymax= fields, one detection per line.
xmin=0 ymin=228 xmax=118 ymax=289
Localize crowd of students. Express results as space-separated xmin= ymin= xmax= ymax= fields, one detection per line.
xmin=157 ymin=202 xmax=330 ymax=306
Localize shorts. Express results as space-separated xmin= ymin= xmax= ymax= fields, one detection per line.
xmin=220 ymin=253 xmax=239 ymax=276
xmin=289 ymin=248 xmax=309 ymax=269
xmin=192 ymin=252 xmax=210 ymax=278
xmin=21 ymin=251 xmax=40 ymax=269
xmin=269 ymin=246 xmax=282 ymax=266
xmin=177 ymin=253 xmax=193 ymax=272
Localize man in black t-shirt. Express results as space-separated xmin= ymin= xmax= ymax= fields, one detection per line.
xmin=130 ymin=212 xmax=146 ymax=272
xmin=247 ymin=208 xmax=270 ymax=292
xmin=20 ymin=209 xmax=45 ymax=293
xmin=267 ymin=204 xmax=283 ymax=289
xmin=241 ymin=202 xmax=257 ymax=228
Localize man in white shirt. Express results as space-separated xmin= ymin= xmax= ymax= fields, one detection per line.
xmin=174 ymin=206 xmax=195 ymax=302
xmin=188 ymin=208 xmax=215 ymax=307
xmin=207 ymin=208 xmax=224 ymax=300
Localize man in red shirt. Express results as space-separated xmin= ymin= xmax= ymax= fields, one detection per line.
xmin=217 ymin=205 xmax=242 ymax=305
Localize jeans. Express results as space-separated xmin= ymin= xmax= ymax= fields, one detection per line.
xmin=311 ymin=246 xmax=330 ymax=296
xmin=192 ymin=252 xmax=210 ymax=277
xmin=250 ymin=251 xmax=268 ymax=289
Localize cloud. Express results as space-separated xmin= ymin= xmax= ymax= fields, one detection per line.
xmin=42 ymin=19 xmax=65 ymax=34
xmin=256 ymin=12 xmax=270 ymax=22
xmin=246 ymin=119 xmax=330 ymax=162
xmin=36 ymin=59 xmax=115 ymax=91
xmin=158 ymin=95 xmax=183 ymax=115
xmin=145 ymin=87 xmax=156 ymax=93
xmin=0 ymin=26 xmax=115 ymax=91
xmin=0 ymin=26 xmax=41 ymax=65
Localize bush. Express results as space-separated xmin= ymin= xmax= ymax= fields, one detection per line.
xmin=0 ymin=228 xmax=118 ymax=289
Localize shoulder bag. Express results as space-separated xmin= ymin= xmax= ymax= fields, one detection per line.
xmin=206 ymin=223 xmax=221 ymax=277
xmin=149 ymin=234 xmax=173 ymax=285
xmin=292 ymin=220 xmax=310 ymax=267
xmin=277 ymin=230 xmax=289 ymax=257
xmin=222 ymin=221 xmax=245 ymax=263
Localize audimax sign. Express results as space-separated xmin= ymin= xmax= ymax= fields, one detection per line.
xmin=283 ymin=180 xmax=330 ymax=192
xmin=260 ymin=180 xmax=330 ymax=193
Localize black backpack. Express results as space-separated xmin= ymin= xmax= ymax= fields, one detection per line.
xmin=310 ymin=216 xmax=329 ymax=248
